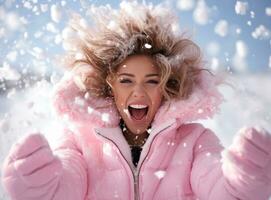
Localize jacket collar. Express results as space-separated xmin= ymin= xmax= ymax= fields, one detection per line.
xmin=94 ymin=118 xmax=177 ymax=170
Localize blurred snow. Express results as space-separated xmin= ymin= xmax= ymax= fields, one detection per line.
xmin=235 ymin=1 xmax=248 ymax=15
xmin=210 ymin=57 xmax=220 ymax=71
xmin=0 ymin=62 xmax=21 ymax=80
xmin=40 ymin=4 xmax=49 ymax=13
xmin=232 ymin=40 xmax=248 ymax=72
xmin=51 ymin=4 xmax=62 ymax=23
xmin=201 ymin=74 xmax=271 ymax=147
xmin=214 ymin=20 xmax=228 ymax=37
xmin=206 ymin=41 xmax=220 ymax=56
xmin=176 ymin=0 xmax=195 ymax=11
xmin=193 ymin=0 xmax=210 ymax=25
xmin=251 ymin=25 xmax=271 ymax=40
xmin=6 ymin=50 xmax=18 ymax=62
xmin=0 ymin=0 xmax=271 ymax=199
xmin=266 ymin=7 xmax=271 ymax=16
xmin=5 ymin=12 xmax=23 ymax=31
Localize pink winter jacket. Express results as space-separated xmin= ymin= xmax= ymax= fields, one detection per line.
xmin=2 ymin=72 xmax=271 ymax=200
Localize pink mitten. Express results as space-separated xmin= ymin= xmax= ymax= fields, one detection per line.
xmin=222 ymin=127 xmax=271 ymax=200
xmin=2 ymin=133 xmax=62 ymax=199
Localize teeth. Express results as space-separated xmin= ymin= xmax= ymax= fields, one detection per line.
xmin=129 ymin=104 xmax=148 ymax=109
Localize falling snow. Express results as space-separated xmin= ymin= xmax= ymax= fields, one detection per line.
xmin=235 ymin=1 xmax=248 ymax=15
xmin=0 ymin=62 xmax=21 ymax=80
xmin=0 ymin=1 xmax=271 ymax=199
xmin=251 ymin=25 xmax=271 ymax=40
xmin=51 ymin=5 xmax=62 ymax=23
xmin=266 ymin=7 xmax=271 ymax=16
xmin=232 ymin=40 xmax=248 ymax=72
xmin=176 ymin=0 xmax=195 ymax=11
xmin=102 ymin=113 xmax=110 ymax=122
xmin=154 ymin=170 xmax=166 ymax=179
xmin=214 ymin=20 xmax=228 ymax=37
xmin=193 ymin=0 xmax=209 ymax=25
xmin=144 ymin=43 xmax=152 ymax=49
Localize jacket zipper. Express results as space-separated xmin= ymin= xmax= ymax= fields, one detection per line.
xmin=95 ymin=124 xmax=173 ymax=200
xmin=135 ymin=124 xmax=173 ymax=199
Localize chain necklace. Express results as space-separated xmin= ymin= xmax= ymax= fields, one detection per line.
xmin=119 ymin=119 xmax=151 ymax=148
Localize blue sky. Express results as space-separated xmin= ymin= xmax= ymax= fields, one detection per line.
xmin=0 ymin=0 xmax=270 ymax=80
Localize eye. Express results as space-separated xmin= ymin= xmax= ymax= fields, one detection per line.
xmin=146 ymin=79 xmax=159 ymax=84
xmin=119 ymin=78 xmax=132 ymax=84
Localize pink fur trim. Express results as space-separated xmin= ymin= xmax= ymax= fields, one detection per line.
xmin=52 ymin=72 xmax=223 ymax=128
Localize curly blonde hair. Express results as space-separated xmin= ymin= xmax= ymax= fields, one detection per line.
xmin=64 ymin=2 xmax=205 ymax=101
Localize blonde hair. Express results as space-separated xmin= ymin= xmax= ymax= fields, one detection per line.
xmin=65 ymin=2 xmax=205 ymax=101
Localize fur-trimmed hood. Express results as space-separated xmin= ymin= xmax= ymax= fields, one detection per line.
xmin=52 ymin=71 xmax=224 ymax=129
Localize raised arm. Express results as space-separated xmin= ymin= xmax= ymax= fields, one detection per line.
xmin=190 ymin=127 xmax=271 ymax=200
xmin=2 ymin=131 xmax=88 ymax=200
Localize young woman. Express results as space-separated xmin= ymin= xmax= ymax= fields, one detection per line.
xmin=2 ymin=2 xmax=271 ymax=200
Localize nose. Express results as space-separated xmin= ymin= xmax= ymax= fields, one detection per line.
xmin=132 ymin=85 xmax=146 ymax=98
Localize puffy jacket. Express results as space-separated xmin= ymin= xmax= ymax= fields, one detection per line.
xmin=2 ymin=72 xmax=271 ymax=200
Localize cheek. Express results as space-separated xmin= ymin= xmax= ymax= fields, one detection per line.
xmin=112 ymin=88 xmax=127 ymax=109
xmin=149 ymin=90 xmax=163 ymax=109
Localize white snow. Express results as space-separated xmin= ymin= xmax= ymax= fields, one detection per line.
xmin=30 ymin=47 xmax=45 ymax=60
xmin=193 ymin=0 xmax=210 ymax=25
xmin=154 ymin=170 xmax=166 ymax=179
xmin=0 ymin=62 xmax=21 ymax=80
xmin=176 ymin=0 xmax=195 ymax=11
xmin=210 ymin=57 xmax=220 ymax=71
xmin=34 ymin=31 xmax=43 ymax=38
xmin=103 ymin=143 xmax=112 ymax=156
xmin=51 ymin=4 xmax=62 ymax=23
xmin=206 ymin=41 xmax=220 ymax=56
xmin=144 ymin=43 xmax=152 ymax=49
xmin=266 ymin=7 xmax=271 ymax=16
xmin=214 ymin=20 xmax=229 ymax=37
xmin=74 ymin=96 xmax=85 ymax=107
xmin=269 ymin=56 xmax=271 ymax=68
xmin=61 ymin=1 xmax=67 ymax=7
xmin=250 ymin=11 xmax=255 ymax=19
xmin=23 ymin=1 xmax=32 ymax=10
xmin=54 ymin=34 xmax=62 ymax=44
xmin=40 ymin=4 xmax=48 ymax=13
xmin=251 ymin=25 xmax=271 ymax=40
xmin=6 ymin=88 xmax=16 ymax=99
xmin=0 ymin=27 xmax=5 ymax=38
xmin=102 ymin=113 xmax=110 ymax=122
xmin=61 ymin=27 xmax=78 ymax=50
xmin=232 ymin=40 xmax=248 ymax=72
xmin=46 ymin=22 xmax=59 ymax=33
xmin=6 ymin=51 xmax=18 ymax=62
xmin=6 ymin=12 xmax=22 ymax=30
xmin=235 ymin=1 xmax=248 ymax=15
xmin=236 ymin=28 xmax=242 ymax=34
xmin=62 ymin=27 xmax=77 ymax=40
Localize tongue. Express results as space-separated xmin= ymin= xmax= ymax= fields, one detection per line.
xmin=130 ymin=108 xmax=147 ymax=120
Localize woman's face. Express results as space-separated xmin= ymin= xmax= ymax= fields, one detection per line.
xmin=110 ymin=54 xmax=163 ymax=134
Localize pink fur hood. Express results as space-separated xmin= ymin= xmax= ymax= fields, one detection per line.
xmin=52 ymin=71 xmax=224 ymax=128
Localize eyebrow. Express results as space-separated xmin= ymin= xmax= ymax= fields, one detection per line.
xmin=118 ymin=73 xmax=159 ymax=77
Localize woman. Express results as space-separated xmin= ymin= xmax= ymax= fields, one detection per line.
xmin=2 ymin=2 xmax=271 ymax=200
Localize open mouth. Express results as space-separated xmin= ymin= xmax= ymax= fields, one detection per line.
xmin=128 ymin=105 xmax=149 ymax=121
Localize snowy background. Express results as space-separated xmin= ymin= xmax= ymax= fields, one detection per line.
xmin=0 ymin=0 xmax=271 ymax=199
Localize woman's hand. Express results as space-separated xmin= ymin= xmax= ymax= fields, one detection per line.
xmin=222 ymin=127 xmax=271 ymax=200
xmin=2 ymin=133 xmax=62 ymax=199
